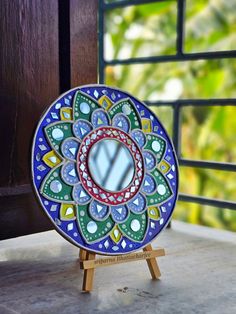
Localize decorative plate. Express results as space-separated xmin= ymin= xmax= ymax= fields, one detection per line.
xmin=32 ymin=85 xmax=178 ymax=255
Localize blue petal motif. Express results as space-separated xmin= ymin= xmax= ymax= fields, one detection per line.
xmin=91 ymin=109 xmax=110 ymax=128
xmin=72 ymin=183 xmax=91 ymax=204
xmin=61 ymin=161 xmax=80 ymax=185
xmin=127 ymin=193 xmax=147 ymax=214
xmin=143 ymin=150 xmax=156 ymax=171
xmin=89 ymin=200 xmax=110 ymax=221
xmin=111 ymin=205 xmax=128 ymax=223
xmin=61 ymin=138 xmax=80 ymax=160
xmin=73 ymin=119 xmax=93 ymax=140
xmin=131 ymin=130 xmax=146 ymax=148
xmin=142 ymin=174 xmax=156 ymax=194
xmin=112 ymin=113 xmax=130 ymax=133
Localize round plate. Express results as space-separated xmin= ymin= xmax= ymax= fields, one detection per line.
xmin=32 ymin=85 xmax=178 ymax=255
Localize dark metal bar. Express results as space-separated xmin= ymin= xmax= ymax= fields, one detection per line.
xmin=99 ymin=0 xmax=105 ymax=83
xmin=179 ymin=159 xmax=236 ymax=172
xmin=99 ymin=0 xmax=236 ymax=212
xmin=145 ymin=99 xmax=236 ymax=107
xmin=101 ymin=144 xmax=123 ymax=187
xmin=172 ymin=0 xmax=185 ymax=156
xmin=176 ymin=0 xmax=185 ymax=55
xmin=103 ymin=0 xmax=173 ymax=10
xmin=105 ymin=50 xmax=236 ymax=65
xmin=172 ymin=104 xmax=181 ymax=157
xmin=178 ymin=193 xmax=236 ymax=210
xmin=117 ymin=164 xmax=133 ymax=191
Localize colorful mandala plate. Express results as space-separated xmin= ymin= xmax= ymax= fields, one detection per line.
xmin=32 ymin=85 xmax=178 ymax=255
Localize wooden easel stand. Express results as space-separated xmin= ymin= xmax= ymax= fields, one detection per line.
xmin=79 ymin=244 xmax=165 ymax=292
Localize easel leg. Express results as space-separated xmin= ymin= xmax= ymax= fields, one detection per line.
xmin=79 ymin=245 xmax=164 ymax=291
xmin=82 ymin=251 xmax=96 ymax=292
xmin=143 ymin=244 xmax=161 ymax=279
xmin=79 ymin=248 xmax=87 ymax=261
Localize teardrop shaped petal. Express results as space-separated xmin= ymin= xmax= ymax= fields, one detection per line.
xmin=61 ymin=161 xmax=79 ymax=185
xmin=89 ymin=200 xmax=110 ymax=221
xmin=40 ymin=165 xmax=73 ymax=203
xmin=147 ymin=206 xmax=161 ymax=220
xmin=146 ymin=169 xmax=173 ymax=206
xmin=143 ymin=134 xmax=166 ymax=163
xmin=77 ymin=204 xmax=115 ymax=244
xmin=111 ymin=205 xmax=129 ymax=223
xmin=110 ymin=226 xmax=122 ymax=244
xmin=109 ymin=98 xmax=141 ymax=130
xmin=44 ymin=122 xmax=73 ymax=156
xmin=143 ymin=150 xmax=156 ymax=171
xmin=60 ymin=203 xmax=76 ymax=221
xmin=127 ymin=193 xmax=147 ymax=214
xmin=73 ymin=90 xmax=100 ymax=120
xmin=91 ymin=109 xmax=110 ymax=128
xmin=72 ymin=183 xmax=91 ymax=204
xmin=112 ymin=113 xmax=130 ymax=132
xmin=131 ymin=130 xmax=146 ymax=148
xmin=73 ymin=119 xmax=93 ymax=140
xmin=142 ymin=174 xmax=156 ymax=194
xmin=61 ymin=138 xmax=80 ymax=160
xmin=119 ymin=212 xmax=148 ymax=243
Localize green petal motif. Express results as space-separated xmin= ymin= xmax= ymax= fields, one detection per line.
xmin=73 ymin=91 xmax=100 ymax=120
xmin=146 ymin=169 xmax=173 ymax=206
xmin=119 ymin=212 xmax=148 ymax=242
xmin=143 ymin=134 xmax=166 ymax=163
xmin=40 ymin=165 xmax=73 ymax=203
xmin=77 ymin=205 xmax=115 ymax=244
xmin=109 ymin=98 xmax=141 ymax=130
xmin=44 ymin=121 xmax=73 ymax=157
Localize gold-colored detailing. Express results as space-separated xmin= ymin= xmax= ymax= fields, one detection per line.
xmin=158 ymin=160 xmax=171 ymax=173
xmin=42 ymin=150 xmax=62 ymax=168
xmin=98 ymin=95 xmax=113 ymax=111
xmin=60 ymin=107 xmax=73 ymax=120
xmin=60 ymin=203 xmax=76 ymax=220
xmin=110 ymin=226 xmax=122 ymax=243
xmin=141 ymin=118 xmax=152 ymax=133
xmin=147 ymin=206 xmax=161 ymax=220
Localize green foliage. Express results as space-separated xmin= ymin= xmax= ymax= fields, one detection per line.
xmin=104 ymin=0 xmax=236 ymax=231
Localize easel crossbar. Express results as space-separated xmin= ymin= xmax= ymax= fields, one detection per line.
xmin=80 ymin=248 xmax=165 ymax=270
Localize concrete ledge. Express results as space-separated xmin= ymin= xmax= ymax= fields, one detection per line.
xmin=0 ymin=221 xmax=235 ymax=314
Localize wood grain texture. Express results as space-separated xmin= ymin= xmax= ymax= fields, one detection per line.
xmin=82 ymin=251 xmax=96 ymax=292
xmin=0 ymin=0 xmax=59 ymax=187
xmin=81 ymin=248 xmax=165 ymax=270
xmin=143 ymin=244 xmax=163 ymax=279
xmin=0 ymin=0 xmax=98 ymax=240
xmin=0 ymin=191 xmax=51 ymax=240
xmin=79 ymin=248 xmax=87 ymax=261
xmin=70 ymin=0 xmax=98 ymax=87
xmin=79 ymin=245 xmax=165 ymax=291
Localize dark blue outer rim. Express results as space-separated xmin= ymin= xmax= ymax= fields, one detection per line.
xmin=31 ymin=84 xmax=179 ymax=256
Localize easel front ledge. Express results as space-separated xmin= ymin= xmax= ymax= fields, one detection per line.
xmin=79 ymin=244 xmax=165 ymax=292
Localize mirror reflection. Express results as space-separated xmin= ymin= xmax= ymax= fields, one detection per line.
xmin=88 ymin=139 xmax=135 ymax=192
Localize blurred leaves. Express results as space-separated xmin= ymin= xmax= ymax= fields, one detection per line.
xmin=185 ymin=0 xmax=236 ymax=53
xmin=104 ymin=0 xmax=236 ymax=231
xmin=105 ymin=1 xmax=177 ymax=60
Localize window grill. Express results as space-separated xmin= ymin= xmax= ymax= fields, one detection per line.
xmin=98 ymin=0 xmax=236 ymax=211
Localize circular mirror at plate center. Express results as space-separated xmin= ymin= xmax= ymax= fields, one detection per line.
xmin=88 ymin=139 xmax=135 ymax=192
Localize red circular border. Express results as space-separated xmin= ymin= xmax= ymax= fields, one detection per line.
xmin=77 ymin=126 xmax=144 ymax=205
